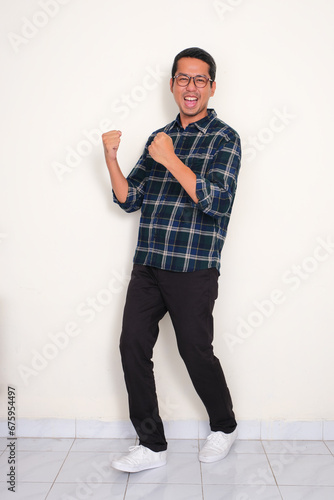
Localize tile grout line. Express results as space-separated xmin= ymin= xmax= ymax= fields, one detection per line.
xmin=323 ymin=440 xmax=334 ymax=456
xmin=197 ymin=438 xmax=205 ymax=500
xmin=262 ymin=440 xmax=284 ymax=500
xmin=5 ymin=438 xmax=334 ymax=497
xmin=44 ymin=438 xmax=76 ymax=499
xmin=196 ymin=424 xmax=205 ymax=500
xmin=122 ymin=473 xmax=131 ymax=500
xmin=122 ymin=435 xmax=137 ymax=500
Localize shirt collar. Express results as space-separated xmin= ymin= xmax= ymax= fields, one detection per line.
xmin=169 ymin=109 xmax=217 ymax=134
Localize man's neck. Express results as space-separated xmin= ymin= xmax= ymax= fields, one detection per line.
xmin=180 ymin=109 xmax=209 ymax=129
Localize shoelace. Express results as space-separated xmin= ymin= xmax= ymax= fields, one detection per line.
xmin=207 ymin=432 xmax=222 ymax=441
xmin=122 ymin=445 xmax=148 ymax=464
xmin=128 ymin=445 xmax=145 ymax=455
xmin=205 ymin=432 xmax=228 ymax=449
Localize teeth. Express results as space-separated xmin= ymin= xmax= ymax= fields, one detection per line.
xmin=185 ymin=97 xmax=197 ymax=101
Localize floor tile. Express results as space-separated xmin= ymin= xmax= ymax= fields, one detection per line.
xmin=279 ymin=485 xmax=334 ymax=500
xmin=203 ymin=483 xmax=282 ymax=499
xmin=76 ymin=419 xmax=135 ymax=439
xmin=235 ymin=420 xmax=261 ymax=440
xmin=0 ymin=481 xmax=52 ymax=500
xmin=16 ymin=438 xmax=74 ymax=452
xmin=0 ymin=450 xmax=68 ymax=483
xmin=55 ymin=451 xmax=128 ymax=484
xmin=198 ymin=421 xmax=212 ymax=439
xmin=1 ymin=437 xmax=333 ymax=498
xmin=262 ymin=440 xmax=331 ymax=455
xmin=70 ymin=438 xmax=136 ymax=453
xmin=16 ymin=418 xmax=75 ymax=438
xmin=267 ymin=453 xmax=334 ymax=486
xmin=325 ymin=441 xmax=334 ymax=454
xmin=261 ymin=421 xmax=322 ymax=441
xmin=165 ymin=420 xmax=199 ymax=439
xmin=47 ymin=482 xmax=127 ymax=500
xmin=232 ymin=439 xmax=265 ymax=454
xmin=166 ymin=439 xmax=199 ymax=453
xmin=125 ymin=483 xmax=203 ymax=500
xmin=201 ymin=453 xmax=275 ymax=485
xmin=323 ymin=421 xmax=334 ymax=440
xmin=128 ymin=452 xmax=201 ymax=484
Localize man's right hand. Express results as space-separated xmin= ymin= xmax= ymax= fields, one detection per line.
xmin=101 ymin=130 xmax=128 ymax=203
xmin=102 ymin=130 xmax=122 ymax=165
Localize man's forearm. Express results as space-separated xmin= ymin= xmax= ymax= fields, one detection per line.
xmin=107 ymin=158 xmax=129 ymax=204
xmin=148 ymin=132 xmax=198 ymax=204
xmin=164 ymin=156 xmax=199 ymax=204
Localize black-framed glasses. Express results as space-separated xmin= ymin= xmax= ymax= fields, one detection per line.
xmin=173 ymin=73 xmax=213 ymax=88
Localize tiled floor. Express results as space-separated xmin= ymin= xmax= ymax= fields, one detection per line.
xmin=1 ymin=437 xmax=334 ymax=499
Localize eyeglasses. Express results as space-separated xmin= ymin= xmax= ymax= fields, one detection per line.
xmin=173 ymin=73 xmax=213 ymax=88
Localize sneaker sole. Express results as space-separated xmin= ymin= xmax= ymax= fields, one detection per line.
xmin=199 ymin=451 xmax=229 ymax=463
xmin=111 ymin=458 xmax=167 ymax=473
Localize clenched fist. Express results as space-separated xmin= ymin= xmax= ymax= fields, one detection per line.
xmin=148 ymin=132 xmax=176 ymax=167
xmin=102 ymin=130 xmax=122 ymax=165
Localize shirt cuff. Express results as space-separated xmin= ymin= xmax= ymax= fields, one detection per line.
xmin=112 ymin=184 xmax=137 ymax=212
xmin=195 ymin=175 xmax=211 ymax=211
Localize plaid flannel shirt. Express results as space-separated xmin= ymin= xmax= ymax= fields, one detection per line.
xmin=114 ymin=109 xmax=241 ymax=272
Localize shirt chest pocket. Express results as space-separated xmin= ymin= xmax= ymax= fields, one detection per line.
xmin=185 ymin=156 xmax=211 ymax=175
xmin=180 ymin=206 xmax=194 ymax=224
xmin=154 ymin=204 xmax=194 ymax=228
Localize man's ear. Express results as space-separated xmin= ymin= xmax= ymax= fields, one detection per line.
xmin=210 ymin=81 xmax=217 ymax=97
xmin=170 ymin=77 xmax=174 ymax=93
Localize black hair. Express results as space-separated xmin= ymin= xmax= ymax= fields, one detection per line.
xmin=171 ymin=47 xmax=216 ymax=83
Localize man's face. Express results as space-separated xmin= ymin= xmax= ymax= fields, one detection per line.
xmin=170 ymin=57 xmax=216 ymax=128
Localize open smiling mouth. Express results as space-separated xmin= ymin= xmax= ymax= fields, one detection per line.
xmin=184 ymin=96 xmax=199 ymax=108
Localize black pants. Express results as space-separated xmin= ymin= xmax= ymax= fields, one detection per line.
xmin=119 ymin=264 xmax=237 ymax=452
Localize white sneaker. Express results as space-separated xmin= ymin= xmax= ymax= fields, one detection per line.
xmin=199 ymin=428 xmax=237 ymax=463
xmin=111 ymin=445 xmax=167 ymax=473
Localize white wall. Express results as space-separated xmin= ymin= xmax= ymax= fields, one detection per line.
xmin=1 ymin=0 xmax=333 ymax=427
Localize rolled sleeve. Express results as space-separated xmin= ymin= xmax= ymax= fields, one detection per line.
xmin=195 ymin=138 xmax=241 ymax=218
xmin=113 ymin=143 xmax=151 ymax=213
xmin=113 ymin=181 xmax=143 ymax=213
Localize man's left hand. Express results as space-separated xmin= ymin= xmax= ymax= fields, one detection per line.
xmin=148 ymin=132 xmax=176 ymax=168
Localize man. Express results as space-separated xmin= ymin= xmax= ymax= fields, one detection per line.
xmin=102 ymin=47 xmax=241 ymax=473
